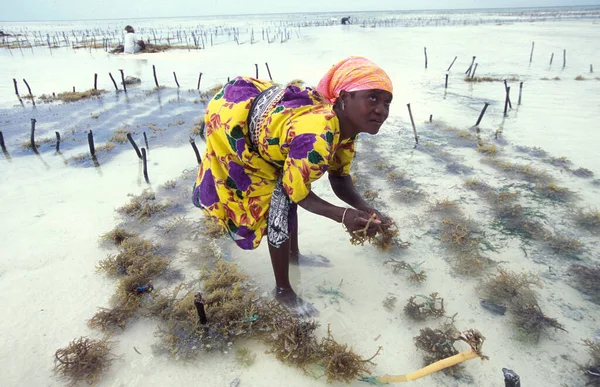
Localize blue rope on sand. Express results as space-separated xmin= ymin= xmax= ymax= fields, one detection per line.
xmin=358 ymin=376 xmax=389 ymax=385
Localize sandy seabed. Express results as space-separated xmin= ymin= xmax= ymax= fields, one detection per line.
xmin=1 ymin=13 xmax=600 ymax=387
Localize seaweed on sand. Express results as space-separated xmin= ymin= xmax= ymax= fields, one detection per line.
xmin=202 ymin=216 xmax=227 ymax=238
xmin=53 ymin=337 xmax=114 ymax=386
xmin=319 ymin=325 xmax=382 ymax=384
xmin=430 ymin=199 xmax=460 ymax=216
xmin=266 ymin=313 xmax=321 ymax=370
xmin=99 ymin=226 xmax=137 ymax=246
xmin=512 ymin=299 xmax=566 ymax=341
xmin=88 ymin=295 xmax=140 ymax=331
xmin=117 ymin=189 xmax=171 ymax=220
xmin=384 ymin=258 xmax=427 ymax=283
xmin=583 ymin=339 xmax=600 ymax=385
xmin=404 ymin=293 xmax=445 ymax=321
xmin=573 ymin=208 xmax=600 ymax=232
xmin=439 ymin=216 xmax=494 ymax=276
xmin=477 ymin=268 xmax=540 ymax=306
xmin=569 ymin=264 xmax=600 ymax=304
xmin=413 ymin=316 xmax=462 ymax=376
xmin=96 ymin=237 xmax=162 ymax=276
xmin=544 ymin=233 xmax=584 ymax=257
xmin=534 ymin=182 xmax=576 ymax=202
xmin=477 ymin=268 xmax=564 ymax=342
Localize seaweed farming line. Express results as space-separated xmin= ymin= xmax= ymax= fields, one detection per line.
xmin=0 ymin=25 xmax=300 ymax=53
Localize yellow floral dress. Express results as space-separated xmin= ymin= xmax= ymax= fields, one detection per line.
xmin=193 ymin=77 xmax=355 ymax=249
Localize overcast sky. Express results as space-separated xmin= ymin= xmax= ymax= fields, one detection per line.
xmin=3 ymin=0 xmax=600 ymax=22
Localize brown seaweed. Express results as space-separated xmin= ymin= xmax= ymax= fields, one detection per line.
xmin=569 ymin=264 xmax=600 ymax=304
xmin=583 ymin=339 xmax=600 ymax=385
xmin=53 ymin=337 xmax=114 ymax=386
xmin=320 ymin=325 xmax=381 ymax=384
xmin=404 ymin=293 xmax=445 ymax=321
xmin=384 ymin=258 xmax=426 ymax=283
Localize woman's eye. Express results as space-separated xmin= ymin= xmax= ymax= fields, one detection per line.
xmin=369 ymin=95 xmax=377 ymax=102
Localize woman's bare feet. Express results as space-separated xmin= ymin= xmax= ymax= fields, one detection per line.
xmin=274 ymin=287 xmax=319 ymax=317
xmin=289 ymin=251 xmax=331 ymax=267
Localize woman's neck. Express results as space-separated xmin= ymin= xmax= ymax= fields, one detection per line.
xmin=333 ymin=105 xmax=354 ymax=140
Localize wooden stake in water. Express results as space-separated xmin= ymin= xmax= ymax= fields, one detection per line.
xmin=445 ymin=74 xmax=448 ymax=89
xmin=173 ymin=72 xmax=180 ymax=88
xmin=265 ymin=62 xmax=273 ymax=81
xmin=119 ymin=69 xmax=127 ymax=92
xmin=447 ymin=56 xmax=457 ymax=72
xmin=109 ymin=72 xmax=119 ymax=91
xmin=55 ymin=131 xmax=60 ymax=152
xmin=197 ymin=72 xmax=203 ymax=90
xmin=406 ymin=103 xmax=419 ymax=145
xmin=0 ymin=131 xmax=6 ymax=151
xmin=471 ymin=63 xmax=478 ymax=79
xmin=529 ymin=41 xmax=535 ymax=63
xmin=152 ymin=65 xmax=159 ymax=88
xmin=126 ymin=133 xmax=142 ymax=159
xmin=504 ymin=87 xmax=511 ymax=116
xmin=30 ymin=118 xmax=37 ymax=150
xmin=141 ymin=148 xmax=149 ymax=183
xmin=94 ymin=73 xmax=98 ymax=90
xmin=503 ymin=80 xmax=512 ymax=109
xmin=23 ymin=78 xmax=35 ymax=106
xmin=13 ymin=78 xmax=23 ymax=105
xmin=563 ymin=49 xmax=566 ymax=68
xmin=475 ymin=102 xmax=490 ymax=127
xmin=424 ymin=47 xmax=427 ymax=69
xmin=590 ymin=64 xmax=593 ymax=73
xmin=143 ymin=132 xmax=149 ymax=151
xmin=465 ymin=56 xmax=476 ymax=76
xmin=189 ymin=138 xmax=201 ymax=164
xmin=429 ymin=114 xmax=433 ymax=123
xmin=255 ymin=63 xmax=259 ymax=79
xmin=518 ymin=82 xmax=523 ymax=105
xmin=88 ymin=130 xmax=95 ymax=156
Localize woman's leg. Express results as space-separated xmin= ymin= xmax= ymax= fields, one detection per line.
xmin=269 ymin=235 xmax=318 ymax=316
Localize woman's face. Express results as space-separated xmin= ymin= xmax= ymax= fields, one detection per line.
xmin=343 ymin=89 xmax=392 ymax=135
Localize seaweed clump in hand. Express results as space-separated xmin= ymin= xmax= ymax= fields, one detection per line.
xmin=349 ymin=214 xmax=411 ymax=251
xmin=53 ymin=337 xmax=114 ymax=386
xmin=404 ymin=293 xmax=446 ymax=321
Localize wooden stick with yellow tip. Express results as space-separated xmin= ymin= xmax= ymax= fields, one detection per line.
xmin=375 ymin=349 xmax=480 ymax=383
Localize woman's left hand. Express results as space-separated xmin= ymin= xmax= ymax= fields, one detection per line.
xmin=362 ymin=207 xmax=391 ymax=226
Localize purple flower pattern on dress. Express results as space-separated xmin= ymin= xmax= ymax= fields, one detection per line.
xmin=235 ymin=225 xmax=256 ymax=250
xmin=280 ymin=87 xmax=313 ymax=109
xmin=228 ymin=161 xmax=252 ymax=192
xmin=288 ymin=133 xmax=317 ymax=159
xmin=199 ymin=169 xmax=219 ymax=207
xmin=235 ymin=138 xmax=246 ymax=158
xmin=223 ymin=78 xmax=259 ymax=104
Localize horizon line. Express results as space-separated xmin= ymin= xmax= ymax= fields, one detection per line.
xmin=1 ymin=4 xmax=599 ymax=23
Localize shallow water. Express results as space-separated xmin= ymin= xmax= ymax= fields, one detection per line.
xmin=1 ymin=8 xmax=600 ymax=387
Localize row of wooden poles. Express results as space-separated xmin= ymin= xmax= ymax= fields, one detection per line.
xmin=0 ymin=117 xmax=152 ymax=182
xmin=11 ymin=62 xmax=275 ymax=106
xmin=2 ymin=62 xmax=279 ymax=181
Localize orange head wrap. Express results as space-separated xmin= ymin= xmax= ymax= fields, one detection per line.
xmin=316 ymin=56 xmax=393 ymax=104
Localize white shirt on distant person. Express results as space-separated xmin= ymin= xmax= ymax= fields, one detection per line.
xmin=124 ymin=33 xmax=141 ymax=54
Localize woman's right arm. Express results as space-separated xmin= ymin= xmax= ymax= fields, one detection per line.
xmin=296 ymin=191 xmax=380 ymax=233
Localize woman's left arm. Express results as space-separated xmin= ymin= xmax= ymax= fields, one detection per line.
xmin=328 ymin=174 xmax=370 ymax=211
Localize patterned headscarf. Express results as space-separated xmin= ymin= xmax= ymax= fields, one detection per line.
xmin=316 ymin=56 xmax=393 ymax=104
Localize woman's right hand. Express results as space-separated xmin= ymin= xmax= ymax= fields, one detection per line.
xmin=342 ymin=208 xmax=381 ymax=236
